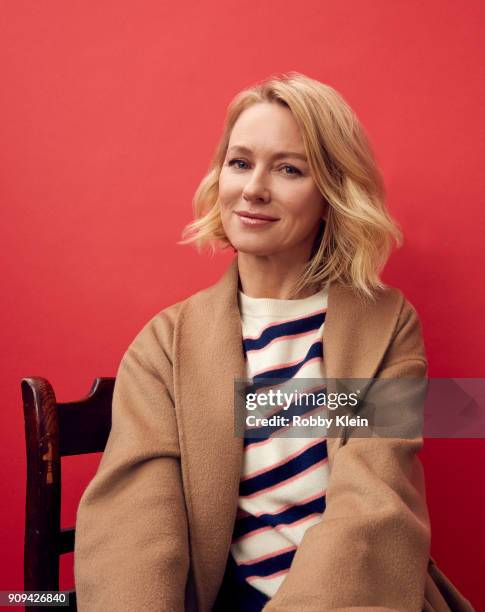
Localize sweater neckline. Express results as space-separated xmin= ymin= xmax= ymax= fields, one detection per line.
xmin=238 ymin=283 xmax=328 ymax=318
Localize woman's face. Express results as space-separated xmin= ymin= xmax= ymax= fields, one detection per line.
xmin=219 ymin=102 xmax=327 ymax=260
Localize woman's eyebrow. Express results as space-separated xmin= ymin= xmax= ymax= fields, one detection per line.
xmin=227 ymin=145 xmax=308 ymax=162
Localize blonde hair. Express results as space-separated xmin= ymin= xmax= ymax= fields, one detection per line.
xmin=179 ymin=71 xmax=403 ymax=301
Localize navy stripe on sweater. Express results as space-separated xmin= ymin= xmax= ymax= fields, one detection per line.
xmin=251 ymin=340 xmax=323 ymax=384
xmin=243 ymin=312 xmax=326 ymax=354
xmin=239 ymin=440 xmax=327 ymax=497
xmin=212 ymin=552 xmax=269 ymax=611
xmin=235 ymin=548 xmax=296 ymax=580
xmin=233 ymin=493 xmax=326 ymax=540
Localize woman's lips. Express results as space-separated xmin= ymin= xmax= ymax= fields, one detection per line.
xmin=235 ymin=211 xmax=279 ymax=227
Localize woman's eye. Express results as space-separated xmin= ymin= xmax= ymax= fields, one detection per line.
xmin=227 ymin=158 xmax=249 ymax=169
xmin=281 ymin=165 xmax=302 ymax=176
xmin=227 ymin=159 xmax=302 ymax=177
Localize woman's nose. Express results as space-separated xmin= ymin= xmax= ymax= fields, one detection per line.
xmin=242 ymin=168 xmax=270 ymax=202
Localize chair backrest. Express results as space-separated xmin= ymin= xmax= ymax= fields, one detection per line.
xmin=21 ymin=376 xmax=114 ymax=611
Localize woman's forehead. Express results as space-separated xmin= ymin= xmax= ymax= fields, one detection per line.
xmin=229 ymin=104 xmax=305 ymax=153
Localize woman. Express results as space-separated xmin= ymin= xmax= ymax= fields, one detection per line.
xmin=74 ymin=72 xmax=473 ymax=611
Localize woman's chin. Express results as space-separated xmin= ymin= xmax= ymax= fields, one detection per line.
xmin=230 ymin=241 xmax=277 ymax=257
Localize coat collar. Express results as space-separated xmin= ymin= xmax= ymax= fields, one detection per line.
xmin=174 ymin=255 xmax=402 ymax=611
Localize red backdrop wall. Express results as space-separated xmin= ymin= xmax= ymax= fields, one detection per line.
xmin=1 ymin=0 xmax=484 ymax=607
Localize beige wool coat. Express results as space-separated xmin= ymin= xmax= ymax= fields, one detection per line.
xmin=74 ymin=256 xmax=474 ymax=612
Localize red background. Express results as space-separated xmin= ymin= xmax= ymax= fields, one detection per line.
xmin=1 ymin=0 xmax=484 ymax=607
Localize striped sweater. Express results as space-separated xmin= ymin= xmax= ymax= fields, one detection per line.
xmin=227 ymin=284 xmax=330 ymax=609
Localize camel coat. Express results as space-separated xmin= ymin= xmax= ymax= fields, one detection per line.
xmin=74 ymin=256 xmax=473 ymax=612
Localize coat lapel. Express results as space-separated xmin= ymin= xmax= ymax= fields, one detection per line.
xmin=174 ymin=257 xmax=246 ymax=611
xmin=174 ymin=255 xmax=402 ymax=611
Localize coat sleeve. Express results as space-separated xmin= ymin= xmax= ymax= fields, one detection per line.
xmin=262 ymin=297 xmax=431 ymax=612
xmin=74 ymin=307 xmax=190 ymax=612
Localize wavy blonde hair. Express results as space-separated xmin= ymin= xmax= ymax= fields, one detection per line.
xmin=179 ymin=71 xmax=403 ymax=301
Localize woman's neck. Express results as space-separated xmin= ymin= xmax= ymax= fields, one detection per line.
xmin=236 ymin=252 xmax=319 ymax=299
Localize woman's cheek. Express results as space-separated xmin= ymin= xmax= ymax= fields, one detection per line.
xmin=221 ymin=207 xmax=232 ymax=231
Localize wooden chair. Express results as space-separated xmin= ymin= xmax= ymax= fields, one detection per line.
xmin=21 ymin=377 xmax=115 ymax=611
